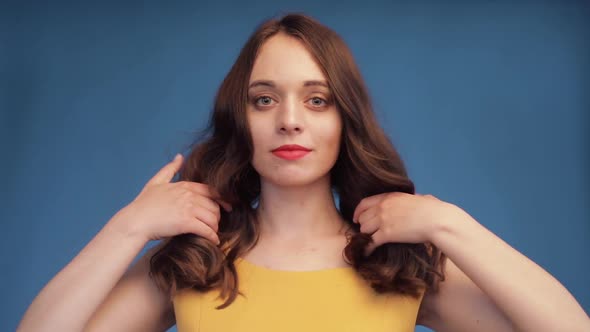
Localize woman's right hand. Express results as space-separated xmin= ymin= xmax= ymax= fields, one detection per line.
xmin=117 ymin=153 xmax=232 ymax=244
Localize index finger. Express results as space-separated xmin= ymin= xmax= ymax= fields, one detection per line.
xmin=146 ymin=154 xmax=184 ymax=186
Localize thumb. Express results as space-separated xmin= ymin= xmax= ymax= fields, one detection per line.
xmin=145 ymin=154 xmax=184 ymax=187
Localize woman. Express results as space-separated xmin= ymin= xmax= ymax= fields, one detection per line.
xmin=18 ymin=13 xmax=589 ymax=332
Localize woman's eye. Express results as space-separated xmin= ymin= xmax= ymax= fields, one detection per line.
xmin=309 ymin=97 xmax=327 ymax=107
xmin=258 ymin=96 xmax=272 ymax=105
xmin=254 ymin=96 xmax=275 ymax=106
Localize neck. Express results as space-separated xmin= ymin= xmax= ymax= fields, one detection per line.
xmin=255 ymin=175 xmax=347 ymax=241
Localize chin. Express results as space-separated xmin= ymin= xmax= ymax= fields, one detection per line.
xmin=265 ymin=171 xmax=322 ymax=187
xmin=254 ymin=165 xmax=329 ymax=187
xmin=252 ymin=156 xmax=336 ymax=187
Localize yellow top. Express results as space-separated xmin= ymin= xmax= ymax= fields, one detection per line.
xmin=173 ymin=257 xmax=425 ymax=332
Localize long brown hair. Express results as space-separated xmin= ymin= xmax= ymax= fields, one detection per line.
xmin=150 ymin=12 xmax=447 ymax=309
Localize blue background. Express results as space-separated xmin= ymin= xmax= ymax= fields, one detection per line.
xmin=2 ymin=1 xmax=588 ymax=331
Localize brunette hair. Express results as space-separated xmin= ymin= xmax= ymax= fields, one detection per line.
xmin=150 ymin=12 xmax=447 ymax=309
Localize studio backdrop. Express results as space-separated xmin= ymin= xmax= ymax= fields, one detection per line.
xmin=2 ymin=1 xmax=588 ymax=331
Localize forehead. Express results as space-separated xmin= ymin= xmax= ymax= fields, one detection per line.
xmin=249 ymin=33 xmax=327 ymax=86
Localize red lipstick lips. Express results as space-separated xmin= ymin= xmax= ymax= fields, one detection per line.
xmin=271 ymin=144 xmax=311 ymax=160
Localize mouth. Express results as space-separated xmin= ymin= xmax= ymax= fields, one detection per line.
xmin=271 ymin=144 xmax=312 ymax=160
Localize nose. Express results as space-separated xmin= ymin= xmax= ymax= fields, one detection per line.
xmin=277 ymin=96 xmax=303 ymax=135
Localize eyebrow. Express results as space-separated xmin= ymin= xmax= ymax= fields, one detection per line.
xmin=248 ymin=80 xmax=329 ymax=90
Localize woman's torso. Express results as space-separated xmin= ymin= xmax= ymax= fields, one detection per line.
xmin=173 ymin=257 xmax=425 ymax=332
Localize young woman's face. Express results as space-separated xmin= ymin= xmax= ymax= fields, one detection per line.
xmin=246 ymin=33 xmax=342 ymax=187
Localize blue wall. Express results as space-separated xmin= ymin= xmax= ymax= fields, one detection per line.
xmin=2 ymin=1 xmax=588 ymax=331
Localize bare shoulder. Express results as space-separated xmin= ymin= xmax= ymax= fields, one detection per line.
xmin=416 ymin=258 xmax=514 ymax=331
xmin=84 ymin=240 xmax=176 ymax=332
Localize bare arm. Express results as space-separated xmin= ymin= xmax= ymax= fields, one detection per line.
xmin=17 ymin=208 xmax=151 ymax=332
xmin=422 ymin=206 xmax=590 ymax=332
xmin=83 ymin=238 xmax=175 ymax=332
xmin=417 ymin=258 xmax=516 ymax=331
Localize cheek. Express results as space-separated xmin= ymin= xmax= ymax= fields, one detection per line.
xmin=246 ymin=115 xmax=264 ymax=151
xmin=250 ymin=131 xmax=265 ymax=158
xmin=318 ymin=116 xmax=342 ymax=148
xmin=248 ymin=123 xmax=273 ymax=168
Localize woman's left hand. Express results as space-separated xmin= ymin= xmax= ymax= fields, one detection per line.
xmin=352 ymin=192 xmax=458 ymax=256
